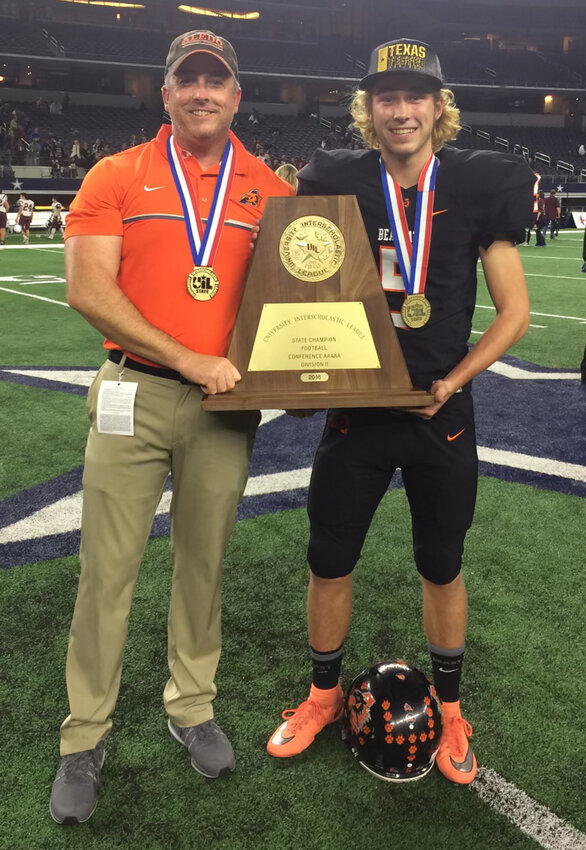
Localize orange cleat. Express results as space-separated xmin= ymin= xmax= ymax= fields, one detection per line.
xmin=267 ymin=683 xmax=344 ymax=758
xmin=436 ymin=700 xmax=477 ymax=784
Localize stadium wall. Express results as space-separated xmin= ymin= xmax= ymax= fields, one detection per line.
xmin=461 ymin=112 xmax=566 ymax=127
xmin=0 ymin=87 xmax=141 ymax=109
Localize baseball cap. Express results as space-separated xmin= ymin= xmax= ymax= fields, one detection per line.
xmin=165 ymin=30 xmax=239 ymax=80
xmin=359 ymin=38 xmax=443 ymax=91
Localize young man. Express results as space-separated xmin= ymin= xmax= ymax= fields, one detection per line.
xmin=16 ymin=192 xmax=34 ymax=243
xmin=0 ymin=190 xmax=8 ymax=244
xmin=49 ymin=30 xmax=293 ymax=826
xmin=48 ymin=196 xmax=63 ymax=239
xmin=267 ymin=38 xmax=534 ymax=785
xmin=543 ymin=188 xmax=561 ymax=239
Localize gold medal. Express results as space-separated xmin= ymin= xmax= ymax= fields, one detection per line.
xmin=187 ymin=266 xmax=219 ymax=301
xmin=401 ymin=294 xmax=431 ymax=328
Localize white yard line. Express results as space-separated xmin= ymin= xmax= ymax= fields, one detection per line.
xmin=475 ymin=304 xmax=586 ymax=322
xmin=472 ymin=768 xmax=586 ymax=850
xmin=1 ymin=448 xmax=584 ymax=544
xmin=487 ymin=361 xmax=580 ymax=380
xmin=0 ymin=287 xmax=69 ymax=307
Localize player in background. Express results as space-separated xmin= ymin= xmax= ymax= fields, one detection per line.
xmin=16 ymin=193 xmax=34 ymax=244
xmin=542 ymin=188 xmax=561 ymax=240
xmin=49 ymin=197 xmax=64 ymax=239
xmin=0 ymin=191 xmax=9 ymax=245
xmin=267 ymin=37 xmax=534 ymax=785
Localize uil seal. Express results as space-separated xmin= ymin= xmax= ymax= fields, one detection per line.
xmin=279 ymin=216 xmax=345 ymax=282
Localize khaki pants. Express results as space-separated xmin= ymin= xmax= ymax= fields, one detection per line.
xmin=60 ymin=359 xmax=259 ymax=755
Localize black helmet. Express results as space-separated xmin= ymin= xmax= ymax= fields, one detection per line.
xmin=345 ymin=659 xmax=442 ymax=782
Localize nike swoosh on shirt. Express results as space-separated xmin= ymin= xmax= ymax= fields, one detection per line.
xmin=432 ymin=209 xmax=449 ymax=217
xmin=144 ymin=185 xmax=166 ymax=192
xmin=447 ymin=429 xmax=465 ymax=442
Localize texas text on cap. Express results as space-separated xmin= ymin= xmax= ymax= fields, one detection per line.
xmin=359 ymin=38 xmax=443 ymax=91
xmin=165 ymin=30 xmax=239 ymax=80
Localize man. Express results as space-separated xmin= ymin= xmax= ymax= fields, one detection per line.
xmin=527 ymin=188 xmax=546 ymax=247
xmin=542 ymin=188 xmax=561 ymax=240
xmin=48 ymin=196 xmax=63 ymax=239
xmin=267 ymin=38 xmax=533 ymax=785
xmin=16 ymin=192 xmax=34 ymax=243
xmin=49 ymin=30 xmax=293 ymax=825
xmin=0 ymin=190 xmax=8 ymax=245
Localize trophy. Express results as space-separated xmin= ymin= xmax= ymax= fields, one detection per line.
xmin=202 ymin=195 xmax=434 ymax=411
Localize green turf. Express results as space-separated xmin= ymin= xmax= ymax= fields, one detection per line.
xmin=5 ymin=479 xmax=584 ymax=849
xmin=0 ymin=382 xmax=88 ymax=500
xmin=478 ymin=232 xmax=586 ymax=369
xmin=1 ymin=229 xmax=584 ymax=848
xmin=1 ymin=230 xmax=584 ymax=371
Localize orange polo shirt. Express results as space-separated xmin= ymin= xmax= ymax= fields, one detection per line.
xmin=65 ymin=125 xmax=294 ymax=362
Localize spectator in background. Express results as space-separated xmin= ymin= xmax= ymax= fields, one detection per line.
xmin=78 ymin=140 xmax=91 ymax=170
xmin=275 ymin=162 xmax=298 ymax=191
xmin=578 ymin=143 xmax=585 ymax=157
xmin=13 ymin=137 xmax=27 ymax=166
xmin=70 ymin=138 xmax=81 ymax=166
xmin=28 ymin=137 xmax=41 ymax=166
xmin=542 ymin=189 xmax=561 ymax=240
xmin=40 ymin=137 xmax=53 ymax=167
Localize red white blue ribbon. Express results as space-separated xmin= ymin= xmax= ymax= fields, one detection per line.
xmin=380 ymin=153 xmax=439 ymax=296
xmin=167 ymin=134 xmax=235 ymax=267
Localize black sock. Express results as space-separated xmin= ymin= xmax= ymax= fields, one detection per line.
xmin=310 ymin=645 xmax=343 ymax=690
xmin=428 ymin=643 xmax=465 ymax=703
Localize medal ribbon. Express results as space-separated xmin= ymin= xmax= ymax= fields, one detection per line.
xmin=167 ymin=134 xmax=235 ymax=267
xmin=380 ymin=152 xmax=438 ymax=296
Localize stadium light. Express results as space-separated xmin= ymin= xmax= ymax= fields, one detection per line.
xmin=178 ymin=5 xmax=260 ymax=19
xmin=56 ymin=0 xmax=145 ymax=8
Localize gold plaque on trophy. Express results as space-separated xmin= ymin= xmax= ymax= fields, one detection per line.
xmin=201 ymin=195 xmax=434 ymax=411
xmin=279 ymin=216 xmax=346 ymax=282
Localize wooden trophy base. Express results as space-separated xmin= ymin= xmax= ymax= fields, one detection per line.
xmin=203 ymin=387 xmax=433 ymax=411
xmin=203 ymin=195 xmax=435 ymax=412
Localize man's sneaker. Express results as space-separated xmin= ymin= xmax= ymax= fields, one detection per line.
xmin=49 ymin=740 xmax=105 ymax=825
xmin=168 ymin=718 xmax=235 ymax=778
xmin=436 ymin=701 xmax=477 ymax=784
xmin=267 ymin=683 xmax=344 ymax=758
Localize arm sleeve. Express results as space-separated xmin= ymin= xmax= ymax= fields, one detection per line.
xmin=64 ymin=157 xmax=125 ymax=238
xmin=478 ymin=153 xmax=536 ymax=249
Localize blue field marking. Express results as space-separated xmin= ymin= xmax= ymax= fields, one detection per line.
xmin=0 ymin=354 xmax=584 ymax=569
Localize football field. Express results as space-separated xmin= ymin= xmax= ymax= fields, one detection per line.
xmin=0 ymin=231 xmax=585 ymax=850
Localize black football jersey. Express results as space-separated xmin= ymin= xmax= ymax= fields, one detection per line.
xmin=297 ymin=145 xmax=535 ymax=390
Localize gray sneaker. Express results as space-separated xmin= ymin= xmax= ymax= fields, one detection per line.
xmin=49 ymin=740 xmax=105 ymax=825
xmin=168 ymin=718 xmax=235 ymax=778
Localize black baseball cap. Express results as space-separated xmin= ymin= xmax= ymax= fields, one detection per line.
xmin=359 ymin=38 xmax=443 ymax=91
xmin=165 ymin=30 xmax=239 ymax=80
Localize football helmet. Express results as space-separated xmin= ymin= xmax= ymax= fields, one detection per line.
xmin=13 ymin=224 xmax=22 ymax=233
xmin=345 ymin=659 xmax=442 ymax=782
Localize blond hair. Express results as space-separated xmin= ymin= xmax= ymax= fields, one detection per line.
xmin=275 ymin=163 xmax=298 ymax=190
xmin=350 ymin=87 xmax=460 ymax=152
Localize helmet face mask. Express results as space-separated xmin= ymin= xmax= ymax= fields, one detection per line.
xmin=345 ymin=660 xmax=442 ymax=782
